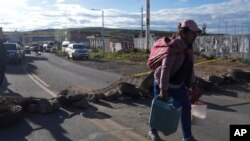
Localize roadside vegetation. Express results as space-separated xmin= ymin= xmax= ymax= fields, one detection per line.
xmin=55 ymin=48 xmax=249 ymax=65
xmin=89 ymin=49 xmax=149 ymax=63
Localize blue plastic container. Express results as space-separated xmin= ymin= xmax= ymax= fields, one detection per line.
xmin=149 ymin=96 xmax=182 ymax=136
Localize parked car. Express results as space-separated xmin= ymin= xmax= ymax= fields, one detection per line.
xmin=31 ymin=43 xmax=39 ymax=52
xmin=45 ymin=42 xmax=53 ymax=52
xmin=67 ymin=43 xmax=89 ymax=60
xmin=3 ymin=43 xmax=23 ymax=64
xmin=62 ymin=41 xmax=70 ymax=53
xmin=24 ymin=46 xmax=31 ymax=54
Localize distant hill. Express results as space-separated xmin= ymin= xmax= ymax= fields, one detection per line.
xmin=3 ymin=27 xmax=175 ymax=44
xmin=31 ymin=27 xmax=174 ymax=40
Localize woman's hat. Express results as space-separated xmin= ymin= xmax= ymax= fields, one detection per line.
xmin=180 ymin=19 xmax=201 ymax=33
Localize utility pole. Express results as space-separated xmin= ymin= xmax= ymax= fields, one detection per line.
xmin=102 ymin=10 xmax=105 ymax=52
xmin=234 ymin=24 xmax=237 ymax=35
xmin=218 ymin=19 xmax=221 ymax=34
xmin=248 ymin=24 xmax=249 ymax=35
xmin=241 ymin=23 xmax=243 ymax=35
xmin=225 ymin=21 xmax=228 ymax=35
xmin=91 ymin=9 xmax=105 ymax=52
xmin=140 ymin=6 xmax=144 ymax=49
xmin=145 ymin=0 xmax=150 ymax=52
xmin=140 ymin=6 xmax=143 ymax=38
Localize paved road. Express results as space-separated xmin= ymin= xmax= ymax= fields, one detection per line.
xmin=23 ymin=53 xmax=121 ymax=92
xmin=1 ymin=53 xmax=250 ymax=141
xmin=93 ymin=94 xmax=250 ymax=141
xmin=0 ymin=53 xmax=144 ymax=141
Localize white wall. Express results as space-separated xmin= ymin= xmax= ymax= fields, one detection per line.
xmin=194 ymin=35 xmax=250 ymax=60
xmin=133 ymin=34 xmax=155 ymax=50
xmin=110 ymin=42 xmax=122 ymax=52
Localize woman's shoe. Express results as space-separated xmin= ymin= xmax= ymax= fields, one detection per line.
xmin=148 ymin=131 xmax=163 ymax=141
xmin=182 ymin=136 xmax=198 ymax=141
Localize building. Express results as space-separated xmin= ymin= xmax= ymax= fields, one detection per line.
xmin=3 ymin=31 xmax=56 ymax=46
xmin=67 ymin=30 xmax=91 ymax=48
xmin=4 ymin=32 xmax=24 ymax=44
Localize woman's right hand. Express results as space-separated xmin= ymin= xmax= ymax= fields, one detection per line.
xmin=159 ymin=89 xmax=168 ymax=100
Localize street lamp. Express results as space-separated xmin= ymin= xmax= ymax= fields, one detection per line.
xmin=92 ymin=9 xmax=105 ymax=52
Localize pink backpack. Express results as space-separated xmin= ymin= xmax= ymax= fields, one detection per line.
xmin=147 ymin=37 xmax=176 ymax=70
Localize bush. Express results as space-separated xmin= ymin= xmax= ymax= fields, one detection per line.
xmin=132 ymin=48 xmax=140 ymax=52
xmin=94 ymin=49 xmax=100 ymax=52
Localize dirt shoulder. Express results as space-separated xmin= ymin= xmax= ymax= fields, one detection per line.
xmin=194 ymin=56 xmax=250 ymax=78
xmin=59 ymin=54 xmax=250 ymax=99
xmin=70 ymin=55 xmax=250 ymax=97
xmin=67 ymin=55 xmax=250 ymax=78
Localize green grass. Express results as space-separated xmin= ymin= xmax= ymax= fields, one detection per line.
xmin=89 ymin=51 xmax=149 ymax=62
xmin=55 ymin=50 xmax=67 ymax=56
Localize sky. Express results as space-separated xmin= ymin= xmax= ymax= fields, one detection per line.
xmin=0 ymin=0 xmax=250 ymax=34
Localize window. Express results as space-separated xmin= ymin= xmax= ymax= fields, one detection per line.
xmin=4 ymin=44 xmax=17 ymax=50
xmin=73 ymin=45 xmax=86 ymax=49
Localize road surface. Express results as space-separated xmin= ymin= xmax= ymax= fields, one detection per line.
xmin=1 ymin=53 xmax=250 ymax=141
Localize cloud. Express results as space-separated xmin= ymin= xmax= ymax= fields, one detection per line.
xmin=178 ymin=0 xmax=188 ymax=2
xmin=56 ymin=0 xmax=65 ymax=3
xmin=150 ymin=0 xmax=250 ymax=33
xmin=0 ymin=0 xmax=249 ymax=34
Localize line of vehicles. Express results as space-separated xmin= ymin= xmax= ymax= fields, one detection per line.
xmin=2 ymin=41 xmax=90 ymax=64
xmin=2 ymin=42 xmax=56 ymax=64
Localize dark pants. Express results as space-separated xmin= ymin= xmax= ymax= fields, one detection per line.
xmin=0 ymin=72 xmax=4 ymax=86
xmin=151 ymin=81 xmax=192 ymax=138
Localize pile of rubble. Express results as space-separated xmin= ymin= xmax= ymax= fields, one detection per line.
xmin=54 ymin=69 xmax=250 ymax=109
xmin=204 ymin=69 xmax=250 ymax=85
xmin=1 ymin=69 xmax=249 ymax=127
xmin=0 ymin=96 xmax=60 ymax=127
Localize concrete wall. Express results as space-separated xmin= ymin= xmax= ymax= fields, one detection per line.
xmin=110 ymin=42 xmax=122 ymax=52
xmin=194 ymin=35 xmax=250 ymax=60
xmin=133 ymin=34 xmax=155 ymax=50
xmin=109 ymin=42 xmax=134 ymax=52
xmin=87 ymin=35 xmax=111 ymax=52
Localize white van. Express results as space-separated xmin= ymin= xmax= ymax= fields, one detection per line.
xmin=62 ymin=41 xmax=70 ymax=53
